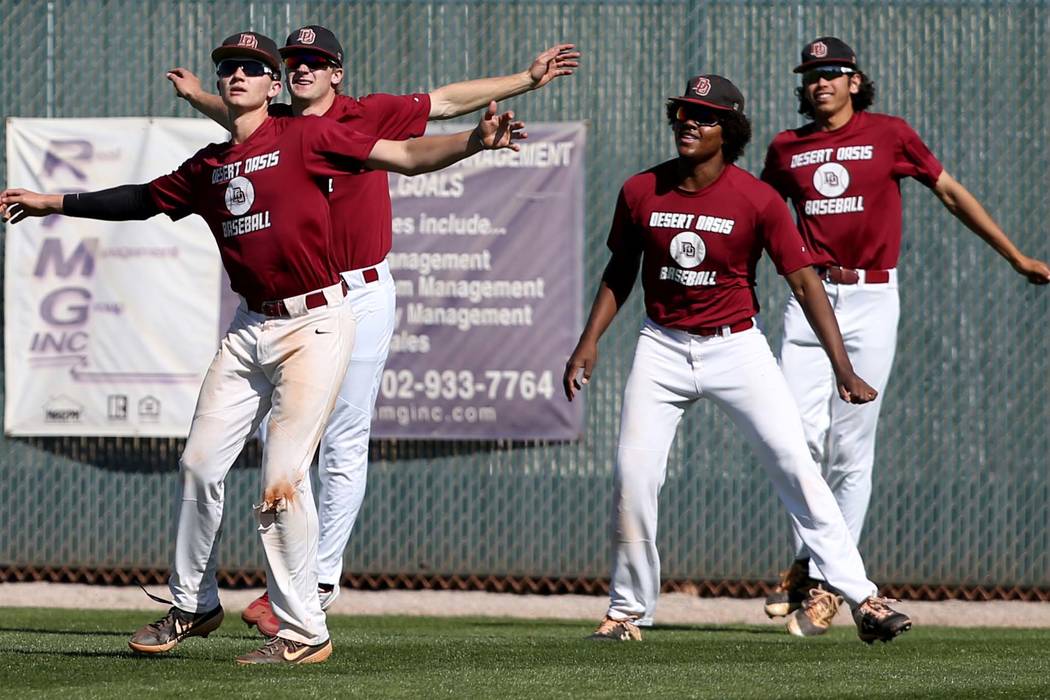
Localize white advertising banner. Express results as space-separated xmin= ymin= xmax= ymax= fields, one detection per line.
xmin=4 ymin=118 xmax=229 ymax=436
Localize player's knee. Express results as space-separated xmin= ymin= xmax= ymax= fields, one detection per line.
xmin=259 ymin=477 xmax=297 ymax=514
xmin=615 ymin=445 xmax=666 ymax=493
xmin=177 ymin=454 xmax=224 ymax=503
xmin=768 ymin=444 xmax=816 ymax=480
xmin=178 ymin=445 xmax=220 ymax=482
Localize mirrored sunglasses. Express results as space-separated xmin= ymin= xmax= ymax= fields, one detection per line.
xmin=675 ymin=104 xmax=720 ymax=127
xmin=802 ymin=66 xmax=855 ymax=85
xmin=216 ymin=59 xmax=276 ymax=79
xmin=284 ymin=54 xmax=334 ymax=71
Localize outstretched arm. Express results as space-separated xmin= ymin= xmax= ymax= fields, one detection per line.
xmin=784 ymin=266 xmax=877 ymax=405
xmin=428 ymin=43 xmax=580 ymax=119
xmin=366 ymin=101 xmax=525 ymax=175
xmin=1 ymin=185 xmax=159 ymax=223
xmin=563 ymin=250 xmax=640 ymax=401
xmin=933 ymin=171 xmax=1050 ymax=284
xmin=167 ymin=68 xmax=231 ymax=128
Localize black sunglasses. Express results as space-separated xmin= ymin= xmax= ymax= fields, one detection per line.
xmin=674 ymin=104 xmax=720 ymax=127
xmin=216 ymin=59 xmax=277 ymax=79
xmin=284 ymin=54 xmax=334 ymax=71
xmin=802 ymin=66 xmax=855 ymax=85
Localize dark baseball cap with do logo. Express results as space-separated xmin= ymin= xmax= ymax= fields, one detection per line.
xmin=212 ymin=31 xmax=281 ymax=74
xmin=794 ymin=37 xmax=859 ymax=73
xmin=669 ymin=74 xmax=745 ymax=113
xmin=281 ymin=25 xmax=344 ymax=67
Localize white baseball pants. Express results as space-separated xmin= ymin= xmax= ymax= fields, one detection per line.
xmin=779 ymin=273 xmax=899 ymax=580
xmin=313 ymin=262 xmax=397 ymax=597
xmin=255 ymin=261 xmax=396 ymax=606
xmin=169 ymin=286 xmax=355 ymax=645
xmin=606 ymin=318 xmax=877 ymax=625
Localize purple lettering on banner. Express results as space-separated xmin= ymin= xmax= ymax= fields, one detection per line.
xmin=34 ymin=238 xmax=97 ymax=278
xmin=374 ymin=123 xmax=585 ymax=440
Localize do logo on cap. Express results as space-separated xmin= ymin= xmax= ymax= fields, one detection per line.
xmin=693 ymin=77 xmax=712 ymax=96
xmin=297 ymin=28 xmax=316 ymax=44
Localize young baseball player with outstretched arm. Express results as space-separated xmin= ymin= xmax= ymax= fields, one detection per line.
xmin=1 ymin=31 xmax=525 ymax=665
xmin=563 ymin=74 xmax=910 ymax=645
xmin=165 ymin=27 xmax=580 ymax=635
xmin=760 ymin=37 xmax=1050 ymax=637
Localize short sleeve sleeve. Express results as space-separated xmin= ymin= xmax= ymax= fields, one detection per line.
xmin=147 ymin=155 xmax=201 ymax=221
xmin=300 ymin=118 xmax=381 ymax=177
xmin=356 ymin=93 xmax=431 ymax=140
xmin=759 ymin=195 xmax=812 ymax=275
xmin=760 ymin=142 xmax=791 ymax=199
xmin=892 ymin=120 xmax=943 ymax=188
xmin=606 ymin=188 xmax=643 ymax=256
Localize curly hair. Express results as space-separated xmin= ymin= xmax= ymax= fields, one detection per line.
xmin=796 ymin=72 xmax=876 ymax=119
xmin=664 ymin=101 xmax=752 ymax=164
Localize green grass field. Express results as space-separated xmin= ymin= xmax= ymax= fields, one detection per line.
xmin=3 ymin=608 xmax=1050 ymax=698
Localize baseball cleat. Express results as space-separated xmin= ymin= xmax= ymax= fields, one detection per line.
xmin=764 ymin=558 xmax=817 ymax=618
xmin=128 ymin=605 xmax=224 ymax=654
xmin=588 ymin=615 xmax=642 ymax=641
xmin=853 ymin=596 xmax=912 ymax=643
xmin=786 ymin=587 xmax=842 ymax=637
xmin=236 ymin=636 xmax=333 ymax=665
xmin=241 ymin=592 xmax=271 ymax=627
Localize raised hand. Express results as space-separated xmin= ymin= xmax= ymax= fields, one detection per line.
xmin=475 ymin=101 xmax=527 ymax=151
xmin=0 ymin=189 xmax=63 ymax=223
xmin=1012 ymin=254 xmax=1050 ymax=285
xmin=166 ymin=67 xmax=204 ymax=101
xmin=528 ymin=43 xmax=581 ymax=89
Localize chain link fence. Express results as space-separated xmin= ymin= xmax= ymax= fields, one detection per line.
xmin=1 ymin=1 xmax=1047 ymax=596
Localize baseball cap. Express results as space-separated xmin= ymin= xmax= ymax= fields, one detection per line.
xmin=668 ymin=74 xmax=745 ymax=113
xmin=794 ymin=37 xmax=859 ymax=73
xmin=212 ymin=31 xmax=281 ymax=74
xmin=281 ymin=25 xmax=344 ymax=67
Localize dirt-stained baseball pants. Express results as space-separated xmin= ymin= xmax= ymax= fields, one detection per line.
xmin=606 ymin=318 xmax=878 ymax=625
xmin=169 ymin=282 xmax=355 ymax=646
xmin=256 ymin=261 xmax=396 ymax=608
xmin=780 ymin=271 xmax=899 ymax=580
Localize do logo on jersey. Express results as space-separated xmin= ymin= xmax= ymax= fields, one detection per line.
xmin=812 ymin=162 xmax=850 ymax=198
xmin=669 ymin=231 xmax=705 ymax=268
xmin=225 ymin=176 xmax=255 ymax=216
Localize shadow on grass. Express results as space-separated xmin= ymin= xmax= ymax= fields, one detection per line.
xmin=431 ymin=619 xmax=786 ymax=638
xmin=650 ymin=624 xmax=785 ymax=636
xmin=0 ymin=626 xmax=130 ymax=637
xmin=3 ymin=648 xmax=154 ymax=659
xmin=458 ymin=619 xmax=594 ymax=630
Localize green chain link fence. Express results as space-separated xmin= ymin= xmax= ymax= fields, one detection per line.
xmin=1 ymin=1 xmax=1047 ymax=596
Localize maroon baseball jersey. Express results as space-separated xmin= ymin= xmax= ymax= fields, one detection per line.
xmin=148 ymin=115 xmax=379 ymax=305
xmin=608 ymin=161 xmax=812 ymax=330
xmin=761 ymin=111 xmax=943 ymax=270
xmin=270 ymin=92 xmax=430 ymax=270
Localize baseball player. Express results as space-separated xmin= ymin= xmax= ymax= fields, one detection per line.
xmin=564 ymin=74 xmax=911 ymax=644
xmin=1 ymin=31 xmax=524 ymax=664
xmin=164 ymin=27 xmax=580 ymax=635
xmin=760 ymin=37 xmax=1050 ymax=637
